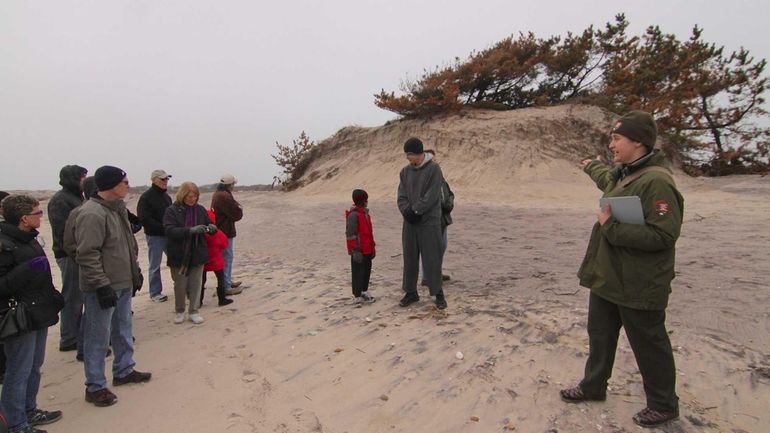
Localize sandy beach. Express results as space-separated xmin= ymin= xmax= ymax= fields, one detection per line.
xmin=25 ymin=169 xmax=769 ymax=433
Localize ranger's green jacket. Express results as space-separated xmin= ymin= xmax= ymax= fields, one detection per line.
xmin=578 ymin=150 xmax=684 ymax=310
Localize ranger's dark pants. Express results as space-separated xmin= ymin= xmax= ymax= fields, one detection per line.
xmin=351 ymin=255 xmax=373 ymax=297
xmin=580 ymin=292 xmax=679 ymax=413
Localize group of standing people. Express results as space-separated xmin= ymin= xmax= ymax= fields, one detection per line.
xmin=0 ymin=109 xmax=684 ymax=430
xmin=0 ymin=166 xmax=246 ymax=432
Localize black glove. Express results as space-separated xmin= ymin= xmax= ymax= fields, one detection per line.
xmin=352 ymin=251 xmax=363 ymax=264
xmin=96 ymin=286 xmax=118 ymax=309
xmin=132 ymin=271 xmax=144 ymax=296
xmin=402 ymin=207 xmax=421 ymax=224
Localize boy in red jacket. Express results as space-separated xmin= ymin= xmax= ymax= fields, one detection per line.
xmin=201 ymin=208 xmax=235 ymax=306
xmin=345 ymin=189 xmax=376 ymax=304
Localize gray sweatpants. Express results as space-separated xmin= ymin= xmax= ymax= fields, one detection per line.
xmin=402 ymin=222 xmax=443 ymax=296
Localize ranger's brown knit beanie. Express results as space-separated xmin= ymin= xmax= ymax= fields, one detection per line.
xmin=611 ymin=111 xmax=657 ymax=150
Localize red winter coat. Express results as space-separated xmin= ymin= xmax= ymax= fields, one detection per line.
xmin=345 ymin=206 xmax=375 ymax=255
xmin=204 ymin=208 xmax=228 ymax=272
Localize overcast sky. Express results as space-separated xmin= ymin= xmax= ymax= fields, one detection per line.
xmin=2 ymin=0 xmax=768 ymax=190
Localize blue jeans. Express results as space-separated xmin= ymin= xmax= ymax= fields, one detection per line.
xmin=82 ymin=288 xmax=135 ymax=392
xmin=56 ymin=256 xmax=83 ymax=351
xmin=146 ymin=235 xmax=167 ymax=297
xmin=1 ymin=328 xmax=47 ymax=430
xmin=223 ymin=237 xmax=235 ymax=288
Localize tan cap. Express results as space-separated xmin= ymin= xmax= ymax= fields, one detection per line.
xmin=220 ymin=173 xmax=237 ymax=185
xmin=150 ymin=169 xmax=171 ymax=180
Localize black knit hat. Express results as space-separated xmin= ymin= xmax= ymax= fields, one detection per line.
xmin=403 ymin=137 xmax=424 ymax=154
xmin=352 ymin=189 xmax=368 ymax=205
xmin=611 ymin=111 xmax=657 ymax=150
xmin=94 ymin=165 xmax=127 ymax=191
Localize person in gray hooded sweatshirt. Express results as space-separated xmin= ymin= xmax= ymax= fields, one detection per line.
xmin=397 ymin=137 xmax=447 ymax=309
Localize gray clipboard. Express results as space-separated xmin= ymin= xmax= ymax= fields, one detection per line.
xmin=600 ymin=196 xmax=645 ymax=225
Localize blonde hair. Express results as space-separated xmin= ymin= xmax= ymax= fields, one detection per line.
xmin=175 ymin=181 xmax=200 ymax=204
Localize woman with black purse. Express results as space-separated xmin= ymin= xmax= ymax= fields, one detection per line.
xmin=0 ymin=194 xmax=65 ymax=433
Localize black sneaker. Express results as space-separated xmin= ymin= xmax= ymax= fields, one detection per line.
xmin=59 ymin=343 xmax=77 ymax=352
xmin=399 ymin=292 xmax=419 ymax=307
xmin=435 ymin=293 xmax=448 ymax=310
xmin=27 ymin=408 xmax=62 ymax=426
xmin=85 ymin=388 xmax=118 ymax=407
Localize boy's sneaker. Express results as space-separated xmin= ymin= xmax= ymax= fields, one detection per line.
xmin=189 ymin=313 xmax=205 ymax=324
xmin=361 ymin=292 xmax=375 ymax=303
xmin=174 ymin=313 xmax=185 ymax=324
xmin=435 ymin=293 xmax=448 ymax=310
xmin=27 ymin=408 xmax=62 ymax=426
xmin=399 ymin=292 xmax=419 ymax=307
xmin=150 ymin=294 xmax=168 ymax=302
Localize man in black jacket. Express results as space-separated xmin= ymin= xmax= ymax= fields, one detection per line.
xmin=47 ymin=164 xmax=88 ymax=354
xmin=137 ymin=170 xmax=172 ymax=302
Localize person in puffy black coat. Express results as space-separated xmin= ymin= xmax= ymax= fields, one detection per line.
xmin=163 ymin=182 xmax=215 ymax=325
xmin=0 ymin=194 xmax=64 ymax=432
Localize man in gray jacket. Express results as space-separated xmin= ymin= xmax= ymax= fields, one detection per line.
xmin=75 ymin=166 xmax=151 ymax=408
xmin=397 ymin=137 xmax=447 ymax=309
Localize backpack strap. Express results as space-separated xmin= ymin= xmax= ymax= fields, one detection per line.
xmin=612 ymin=166 xmax=673 ymax=192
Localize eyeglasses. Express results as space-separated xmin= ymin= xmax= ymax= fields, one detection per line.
xmin=26 ymin=210 xmax=44 ymax=216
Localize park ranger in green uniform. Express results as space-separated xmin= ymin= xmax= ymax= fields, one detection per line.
xmin=560 ymin=110 xmax=684 ymax=428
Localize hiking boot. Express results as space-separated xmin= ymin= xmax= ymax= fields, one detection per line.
xmin=218 ymin=298 xmax=234 ymax=306
xmin=225 ymin=287 xmax=243 ymax=296
xmin=361 ymin=292 xmax=375 ymax=303
xmin=632 ymin=407 xmax=679 ymax=428
xmin=113 ymin=370 xmax=152 ymax=386
xmin=435 ymin=293 xmax=447 ymax=310
xmin=27 ymin=408 xmax=62 ymax=426
xmin=559 ymin=386 xmax=606 ymax=403
xmin=399 ymin=292 xmax=419 ymax=307
xmin=189 ymin=313 xmax=205 ymax=324
xmin=174 ymin=313 xmax=185 ymax=324
xmin=150 ymin=294 xmax=168 ymax=302
xmin=85 ymin=388 xmax=118 ymax=407
xmin=231 ymin=281 xmax=242 ymax=289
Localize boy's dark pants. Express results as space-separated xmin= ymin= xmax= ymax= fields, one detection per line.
xmin=201 ymin=269 xmax=227 ymax=303
xmin=580 ymin=293 xmax=679 ymax=413
xmin=351 ymin=255 xmax=372 ymax=297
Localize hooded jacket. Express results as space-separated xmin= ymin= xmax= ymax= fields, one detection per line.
xmin=47 ymin=165 xmax=87 ymax=258
xmin=578 ymin=150 xmax=684 ymax=310
xmin=75 ymin=196 xmax=141 ymax=292
xmin=397 ymin=153 xmax=444 ymax=226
